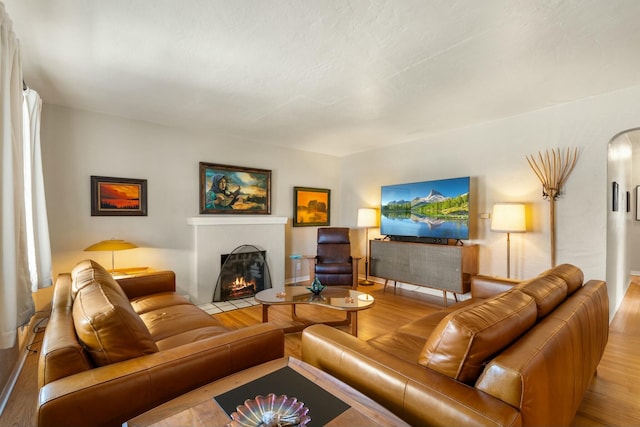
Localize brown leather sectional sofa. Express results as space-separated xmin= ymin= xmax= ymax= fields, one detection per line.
xmin=37 ymin=260 xmax=284 ymax=427
xmin=302 ymin=264 xmax=609 ymax=426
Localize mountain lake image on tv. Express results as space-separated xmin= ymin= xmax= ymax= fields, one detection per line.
xmin=380 ymin=176 xmax=470 ymax=241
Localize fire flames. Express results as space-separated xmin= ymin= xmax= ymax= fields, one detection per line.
xmin=225 ymin=276 xmax=256 ymax=298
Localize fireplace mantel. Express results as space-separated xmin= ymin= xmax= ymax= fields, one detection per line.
xmin=187 ymin=216 xmax=288 ymax=304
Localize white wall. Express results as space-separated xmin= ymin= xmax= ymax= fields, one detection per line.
xmin=631 ymin=134 xmax=640 ymax=274
xmin=38 ymin=86 xmax=640 ymax=318
xmin=607 ymin=131 xmax=633 ymax=313
xmin=341 ymin=85 xmax=640 ymax=319
xmin=38 ymin=105 xmax=340 ymax=303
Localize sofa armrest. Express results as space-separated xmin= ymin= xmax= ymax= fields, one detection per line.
xmin=302 ymin=325 xmax=521 ymax=427
xmin=471 ymin=275 xmax=521 ymax=299
xmin=116 ymin=270 xmax=176 ymax=299
xmin=37 ymin=323 xmax=284 ymax=427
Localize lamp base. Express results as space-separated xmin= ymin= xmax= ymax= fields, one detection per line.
xmin=359 ymin=279 xmax=374 ymax=286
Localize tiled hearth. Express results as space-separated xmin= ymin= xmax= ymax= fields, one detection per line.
xmin=198 ymin=296 xmax=261 ymax=315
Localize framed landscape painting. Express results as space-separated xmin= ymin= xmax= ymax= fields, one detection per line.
xmin=293 ymin=187 xmax=330 ymax=227
xmin=200 ymin=162 xmax=271 ymax=214
xmin=91 ymin=176 xmax=147 ymax=216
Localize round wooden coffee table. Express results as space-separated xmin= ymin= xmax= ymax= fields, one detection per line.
xmin=254 ymin=286 xmax=374 ymax=336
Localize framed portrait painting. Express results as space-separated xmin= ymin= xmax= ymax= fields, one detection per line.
xmin=91 ymin=176 xmax=147 ymax=216
xmin=200 ymin=162 xmax=271 ymax=214
xmin=293 ymin=187 xmax=330 ymax=227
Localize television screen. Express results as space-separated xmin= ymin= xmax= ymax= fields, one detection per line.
xmin=380 ymin=176 xmax=470 ymax=241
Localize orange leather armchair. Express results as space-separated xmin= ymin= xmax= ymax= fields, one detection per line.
xmin=308 ymin=227 xmax=360 ymax=289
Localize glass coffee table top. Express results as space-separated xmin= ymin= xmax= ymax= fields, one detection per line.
xmin=254 ymin=286 xmax=374 ymax=336
xmin=255 ymin=286 xmax=374 ymax=310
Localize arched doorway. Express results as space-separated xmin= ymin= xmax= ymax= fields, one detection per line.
xmin=606 ymin=128 xmax=640 ymax=311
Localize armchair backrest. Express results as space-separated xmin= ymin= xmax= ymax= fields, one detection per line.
xmin=317 ymin=227 xmax=352 ymax=263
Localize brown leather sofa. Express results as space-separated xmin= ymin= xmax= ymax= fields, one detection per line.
xmin=302 ymin=264 xmax=609 ymax=426
xmin=37 ymin=259 xmax=284 ymax=427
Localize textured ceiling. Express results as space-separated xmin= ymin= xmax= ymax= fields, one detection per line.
xmin=5 ymin=0 xmax=640 ymax=156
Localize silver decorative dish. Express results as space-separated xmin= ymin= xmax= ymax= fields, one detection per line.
xmin=227 ymin=393 xmax=310 ymax=427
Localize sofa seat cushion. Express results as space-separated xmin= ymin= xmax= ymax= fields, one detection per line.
xmin=418 ymin=289 xmax=537 ymax=384
xmin=130 ymin=292 xmax=191 ymax=315
xmin=154 ymin=325 xmax=232 ymax=350
xmin=73 ymin=279 xmax=159 ymax=367
xmin=140 ymin=304 xmax=226 ymax=342
xmin=368 ymin=299 xmax=478 ymax=364
xmin=368 ymin=331 xmax=434 ymax=364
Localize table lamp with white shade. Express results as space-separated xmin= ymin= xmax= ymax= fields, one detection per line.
xmin=357 ymin=208 xmax=378 ymax=286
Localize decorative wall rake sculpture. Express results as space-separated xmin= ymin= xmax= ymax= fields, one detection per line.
xmin=526 ymin=148 xmax=579 ymax=267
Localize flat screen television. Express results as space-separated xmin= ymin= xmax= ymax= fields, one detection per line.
xmin=380 ymin=176 xmax=470 ymax=242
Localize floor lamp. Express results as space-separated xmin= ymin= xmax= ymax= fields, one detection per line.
xmin=84 ymin=238 xmax=138 ymax=273
xmin=491 ymin=203 xmax=526 ymax=278
xmin=357 ymin=208 xmax=378 ymax=286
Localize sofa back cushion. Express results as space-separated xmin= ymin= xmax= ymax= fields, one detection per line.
xmin=515 ymin=275 xmax=567 ymax=320
xmin=71 ymin=259 xmax=117 ymax=299
xmin=514 ymin=263 xmax=584 ymax=320
xmin=418 ymin=289 xmax=537 ymax=384
xmin=72 ymin=260 xmax=158 ymax=366
xmin=546 ymin=263 xmax=584 ymax=295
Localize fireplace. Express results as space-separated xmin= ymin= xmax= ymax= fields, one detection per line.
xmin=187 ymin=216 xmax=287 ymax=305
xmin=213 ymin=245 xmax=272 ymax=302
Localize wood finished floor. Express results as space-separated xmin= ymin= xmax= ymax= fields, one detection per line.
xmin=2 ymin=279 xmax=639 ymax=426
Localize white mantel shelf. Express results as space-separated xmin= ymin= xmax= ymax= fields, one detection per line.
xmin=187 ymin=216 xmax=288 ymax=226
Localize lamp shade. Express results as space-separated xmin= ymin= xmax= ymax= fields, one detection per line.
xmin=357 ymin=208 xmax=378 ymax=228
xmin=84 ymin=239 xmax=138 ymax=251
xmin=491 ymin=203 xmax=526 ymax=233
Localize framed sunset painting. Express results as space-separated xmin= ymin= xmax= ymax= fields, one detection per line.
xmin=91 ymin=176 xmax=147 ymax=216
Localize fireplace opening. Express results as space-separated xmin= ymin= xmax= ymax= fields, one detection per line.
xmin=213 ymin=244 xmax=272 ymax=302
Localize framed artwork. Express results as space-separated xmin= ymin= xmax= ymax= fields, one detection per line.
xmin=293 ymin=187 xmax=330 ymax=227
xmin=200 ymin=162 xmax=271 ymax=214
xmin=91 ymin=176 xmax=147 ymax=216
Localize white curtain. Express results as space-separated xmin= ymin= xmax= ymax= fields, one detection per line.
xmin=0 ymin=3 xmax=51 ymax=349
xmin=23 ymin=88 xmax=52 ymax=291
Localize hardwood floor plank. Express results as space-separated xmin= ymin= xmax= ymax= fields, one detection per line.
xmin=0 ymin=331 xmax=42 ymax=427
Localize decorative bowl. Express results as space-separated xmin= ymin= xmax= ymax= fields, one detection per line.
xmin=226 ymin=393 xmax=310 ymax=427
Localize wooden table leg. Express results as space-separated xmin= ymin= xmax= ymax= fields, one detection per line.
xmin=262 ymin=304 xmax=270 ymax=322
xmin=350 ymin=312 xmax=357 ymax=336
